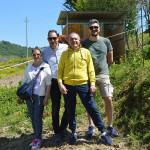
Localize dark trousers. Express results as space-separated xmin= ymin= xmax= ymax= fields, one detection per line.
xmin=50 ymin=78 xmax=68 ymax=134
xmin=26 ymin=94 xmax=44 ymax=140
xmin=63 ymin=83 xmax=105 ymax=133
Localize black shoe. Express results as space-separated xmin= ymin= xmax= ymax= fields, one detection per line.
xmin=54 ymin=133 xmax=61 ymax=143
xmin=61 ymin=129 xmax=70 ymax=137
xmin=69 ymin=133 xmax=77 ymax=145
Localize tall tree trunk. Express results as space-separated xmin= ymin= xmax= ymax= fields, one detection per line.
xmin=135 ymin=29 xmax=138 ymax=46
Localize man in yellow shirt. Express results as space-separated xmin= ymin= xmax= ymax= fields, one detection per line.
xmin=57 ymin=32 xmax=112 ymax=146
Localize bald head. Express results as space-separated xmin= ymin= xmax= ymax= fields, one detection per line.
xmin=69 ymin=32 xmax=80 ymax=40
xmin=68 ymin=32 xmax=81 ymax=50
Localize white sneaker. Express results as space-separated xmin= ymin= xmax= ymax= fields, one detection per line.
xmin=29 ymin=138 xmax=35 ymax=146
xmin=30 ymin=135 xmax=42 ymax=147
xmin=31 ymin=139 xmax=41 ymax=150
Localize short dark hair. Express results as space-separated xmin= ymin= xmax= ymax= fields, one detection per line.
xmin=48 ymin=30 xmax=59 ymax=37
xmin=88 ymin=19 xmax=99 ymax=27
xmin=32 ymin=47 xmax=41 ymax=54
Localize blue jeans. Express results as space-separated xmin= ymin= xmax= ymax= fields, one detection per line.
xmin=50 ymin=78 xmax=68 ymax=134
xmin=26 ymin=94 xmax=44 ymax=140
xmin=64 ymin=83 xmax=105 ymax=133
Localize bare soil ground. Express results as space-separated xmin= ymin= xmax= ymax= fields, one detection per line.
xmin=0 ymin=119 xmax=141 ymax=150
xmin=0 ymin=73 xmax=24 ymax=87
xmin=0 ymin=75 xmax=149 ymax=150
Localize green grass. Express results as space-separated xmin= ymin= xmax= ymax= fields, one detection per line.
xmin=0 ymin=57 xmax=32 ymax=77
xmin=0 ymin=43 xmax=150 ymax=147
xmin=109 ymin=50 xmax=150 ymax=144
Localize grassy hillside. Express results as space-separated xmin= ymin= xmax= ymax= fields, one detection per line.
xmin=0 ymin=41 xmax=45 ymax=62
xmin=0 ymin=57 xmax=32 ymax=78
xmin=110 ymin=58 xmax=150 ymax=145
xmin=0 ymin=33 xmax=150 ymax=148
xmin=0 ymin=47 xmax=150 ymax=148
xmin=0 ymin=41 xmax=33 ymax=59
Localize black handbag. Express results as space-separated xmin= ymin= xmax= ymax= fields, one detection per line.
xmin=17 ymin=67 xmax=44 ymax=100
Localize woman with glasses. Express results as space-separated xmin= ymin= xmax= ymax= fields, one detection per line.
xmin=17 ymin=48 xmax=52 ymax=150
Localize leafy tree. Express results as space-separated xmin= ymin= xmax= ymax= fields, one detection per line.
xmin=63 ymin=0 xmax=77 ymax=10
xmin=141 ymin=0 xmax=150 ymax=36
xmin=63 ymin=0 xmax=141 ymax=30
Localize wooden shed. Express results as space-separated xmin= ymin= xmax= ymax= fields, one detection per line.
xmin=57 ymin=11 xmax=128 ymax=62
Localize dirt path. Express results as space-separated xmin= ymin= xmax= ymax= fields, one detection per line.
xmin=0 ymin=122 xmax=131 ymax=150
xmin=0 ymin=73 xmax=24 ymax=87
xmin=0 ymin=118 xmax=149 ymax=150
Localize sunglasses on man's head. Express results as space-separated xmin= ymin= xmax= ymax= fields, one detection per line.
xmin=48 ymin=37 xmax=57 ymax=41
xmin=32 ymin=54 xmax=40 ymax=57
xmin=89 ymin=26 xmax=99 ymax=30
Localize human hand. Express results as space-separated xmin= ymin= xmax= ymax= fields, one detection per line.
xmin=90 ymin=85 xmax=96 ymax=94
xmin=17 ymin=97 xmax=22 ymax=104
xmin=43 ymin=98 xmax=49 ymax=106
xmin=59 ymin=83 xmax=68 ymax=94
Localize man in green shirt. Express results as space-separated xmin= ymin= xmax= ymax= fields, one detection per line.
xmin=81 ymin=19 xmax=118 ymax=138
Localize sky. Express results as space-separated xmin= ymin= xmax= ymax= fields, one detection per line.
xmin=0 ymin=0 xmax=66 ymax=48
xmin=0 ymin=1 xmax=147 ymax=49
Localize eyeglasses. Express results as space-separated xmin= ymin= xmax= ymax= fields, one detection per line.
xmin=89 ymin=26 xmax=99 ymax=30
xmin=32 ymin=54 xmax=41 ymax=57
xmin=48 ymin=37 xmax=57 ymax=41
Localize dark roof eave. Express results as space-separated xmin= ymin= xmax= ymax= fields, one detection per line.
xmin=57 ymin=11 xmax=128 ymax=25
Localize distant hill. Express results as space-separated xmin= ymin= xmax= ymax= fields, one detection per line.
xmin=0 ymin=41 xmax=33 ymax=58
xmin=0 ymin=41 xmax=46 ymax=62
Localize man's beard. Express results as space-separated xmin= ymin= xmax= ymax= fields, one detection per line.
xmin=50 ymin=42 xmax=58 ymax=49
xmin=91 ymin=32 xmax=98 ymax=37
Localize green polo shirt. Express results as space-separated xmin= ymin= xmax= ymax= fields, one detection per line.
xmin=81 ymin=36 xmax=113 ymax=75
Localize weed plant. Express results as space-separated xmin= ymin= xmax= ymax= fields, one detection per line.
xmin=0 ymin=57 xmax=32 ymax=77
xmin=109 ymin=47 xmax=150 ymax=145
xmin=0 ymin=47 xmax=150 ymax=147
